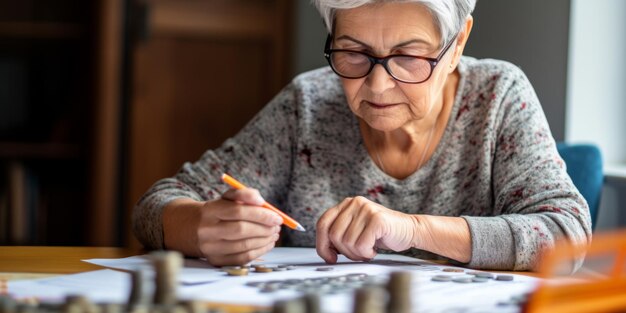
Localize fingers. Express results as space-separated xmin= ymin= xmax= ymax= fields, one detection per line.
xmin=201 ymin=233 xmax=280 ymax=255
xmin=213 ymin=202 xmax=283 ymax=227
xmin=206 ymin=241 xmax=277 ymax=266
xmin=316 ymin=197 xmax=385 ymax=262
xmin=343 ymin=209 xmax=376 ymax=260
xmin=327 ymin=207 xmax=363 ymax=261
xmin=222 ymin=188 xmax=265 ymax=205
xmin=316 ymin=199 xmax=351 ymax=264
xmin=204 ymin=222 xmax=281 ymax=241
xmin=353 ymin=217 xmax=380 ymax=259
xmin=195 ymin=193 xmax=284 ymax=267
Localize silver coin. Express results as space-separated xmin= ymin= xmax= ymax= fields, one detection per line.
xmin=259 ymin=285 xmax=279 ymax=293
xmin=316 ymin=267 xmax=334 ymax=271
xmin=442 ymin=268 xmax=465 ymax=273
xmin=452 ymin=277 xmax=473 ymax=283
xmin=474 ymin=272 xmax=494 ymax=279
xmin=496 ymin=275 xmax=514 ymax=281
xmin=471 ymin=277 xmax=489 ymax=283
xmin=431 ymin=275 xmax=453 ymax=282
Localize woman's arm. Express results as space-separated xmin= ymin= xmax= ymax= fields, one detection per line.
xmin=161 ymin=192 xmax=282 ymax=265
xmin=132 ymin=82 xmax=299 ymax=254
xmin=412 ymin=215 xmax=471 ymax=263
xmin=316 ymin=196 xmax=472 ymax=264
xmin=462 ymin=64 xmax=592 ymax=271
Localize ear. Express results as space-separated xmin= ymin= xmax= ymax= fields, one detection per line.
xmin=449 ymin=15 xmax=474 ymax=72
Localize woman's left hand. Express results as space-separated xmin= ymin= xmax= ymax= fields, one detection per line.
xmin=316 ymin=196 xmax=420 ymax=263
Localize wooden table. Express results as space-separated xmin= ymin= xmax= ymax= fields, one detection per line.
xmin=0 ymin=246 xmax=136 ymax=275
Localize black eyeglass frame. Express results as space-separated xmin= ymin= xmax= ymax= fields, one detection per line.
xmin=323 ymin=34 xmax=458 ymax=84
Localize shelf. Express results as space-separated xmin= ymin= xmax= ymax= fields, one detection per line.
xmin=0 ymin=22 xmax=85 ymax=39
xmin=0 ymin=142 xmax=82 ymax=159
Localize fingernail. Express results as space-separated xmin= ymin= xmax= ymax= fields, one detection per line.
xmin=273 ymin=233 xmax=280 ymax=241
xmin=273 ymin=216 xmax=283 ymax=225
xmin=254 ymin=194 xmax=266 ymax=205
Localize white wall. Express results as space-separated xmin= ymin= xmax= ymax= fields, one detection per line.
xmin=566 ymin=0 xmax=626 ymax=165
xmin=567 ymin=0 xmax=626 ymax=231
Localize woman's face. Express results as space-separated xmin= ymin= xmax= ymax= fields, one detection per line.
xmin=334 ymin=3 xmax=458 ymax=132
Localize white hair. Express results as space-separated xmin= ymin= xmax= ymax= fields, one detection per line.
xmin=312 ymin=0 xmax=476 ymax=46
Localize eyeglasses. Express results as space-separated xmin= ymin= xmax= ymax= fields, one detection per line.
xmin=324 ymin=34 xmax=457 ymax=84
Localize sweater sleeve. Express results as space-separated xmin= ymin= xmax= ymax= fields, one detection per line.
xmin=462 ymin=66 xmax=592 ymax=271
xmin=132 ymin=82 xmax=299 ymax=249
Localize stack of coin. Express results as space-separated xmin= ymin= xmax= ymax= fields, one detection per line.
xmin=386 ymin=272 xmax=411 ymax=313
xmin=180 ymin=300 xmax=207 ymax=313
xmin=353 ymin=287 xmax=385 ymax=313
xmin=151 ymin=251 xmax=183 ymax=306
xmin=127 ymin=267 xmax=152 ymax=309
xmin=272 ymin=298 xmax=305 ymax=313
xmin=302 ymin=293 xmax=320 ymax=313
xmin=62 ymin=295 xmax=95 ymax=313
xmin=0 ymin=295 xmax=17 ymax=313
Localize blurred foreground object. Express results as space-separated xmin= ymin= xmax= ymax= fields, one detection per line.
xmin=526 ymin=229 xmax=626 ymax=313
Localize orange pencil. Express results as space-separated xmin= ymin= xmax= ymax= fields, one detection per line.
xmin=221 ymin=173 xmax=306 ymax=232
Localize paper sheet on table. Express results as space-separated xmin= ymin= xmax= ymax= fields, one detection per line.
xmin=83 ymin=247 xmax=424 ymax=284
xmin=84 ymin=255 xmax=220 ymax=285
xmin=8 ymin=269 xmax=130 ymax=303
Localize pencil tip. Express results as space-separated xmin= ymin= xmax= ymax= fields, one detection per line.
xmin=295 ymin=224 xmax=306 ymax=232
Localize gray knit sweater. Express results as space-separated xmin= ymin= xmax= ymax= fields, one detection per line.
xmin=132 ymin=56 xmax=592 ymax=271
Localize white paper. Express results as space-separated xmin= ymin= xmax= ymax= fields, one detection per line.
xmin=10 ymin=248 xmax=539 ymax=313
xmin=84 ymin=255 xmax=222 ymax=285
xmin=8 ymin=269 xmax=130 ymax=303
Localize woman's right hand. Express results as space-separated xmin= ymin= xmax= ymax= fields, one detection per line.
xmin=162 ymin=188 xmax=283 ymax=266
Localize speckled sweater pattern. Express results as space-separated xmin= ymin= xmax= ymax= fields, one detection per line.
xmin=132 ymin=57 xmax=592 ymax=271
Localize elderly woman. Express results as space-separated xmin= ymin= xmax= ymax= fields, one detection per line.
xmin=132 ymin=0 xmax=591 ymax=271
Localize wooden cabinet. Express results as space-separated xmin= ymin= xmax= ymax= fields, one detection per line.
xmin=124 ymin=0 xmax=293 ymax=247
xmin=0 ymin=0 xmax=293 ymax=247
xmin=0 ymin=0 xmax=124 ymax=246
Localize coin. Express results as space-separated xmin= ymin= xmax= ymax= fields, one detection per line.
xmin=496 ymin=275 xmax=514 ymax=281
xmin=316 ymin=267 xmax=334 ymax=272
xmin=471 ymin=277 xmax=489 ymax=283
xmin=255 ymin=267 xmax=273 ymax=273
xmin=259 ymin=285 xmax=278 ymax=293
xmin=452 ymin=277 xmax=473 ymax=283
xmin=226 ymin=268 xmax=249 ymax=276
xmin=474 ymin=272 xmax=494 ymax=279
xmin=245 ymin=281 xmax=264 ymax=287
xmin=442 ymin=268 xmax=464 ymax=273
xmin=431 ymin=275 xmax=453 ymax=282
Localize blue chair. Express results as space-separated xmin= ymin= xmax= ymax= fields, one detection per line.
xmin=556 ymin=142 xmax=603 ymax=229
